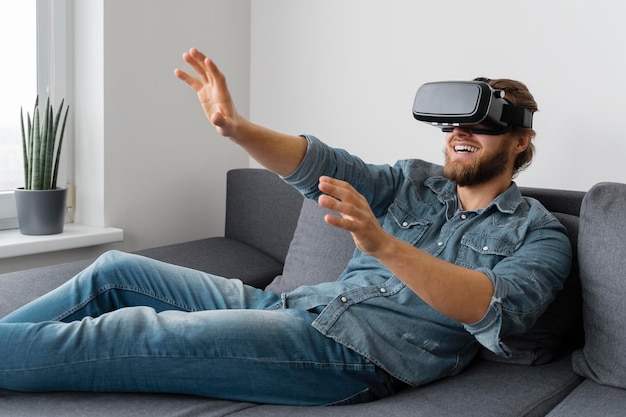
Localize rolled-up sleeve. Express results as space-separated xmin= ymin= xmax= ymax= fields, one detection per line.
xmin=282 ymin=135 xmax=402 ymax=216
xmin=463 ymin=218 xmax=572 ymax=357
xmin=281 ymin=135 xmax=329 ymax=198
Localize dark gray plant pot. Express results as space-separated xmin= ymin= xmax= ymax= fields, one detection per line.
xmin=14 ymin=187 xmax=67 ymax=235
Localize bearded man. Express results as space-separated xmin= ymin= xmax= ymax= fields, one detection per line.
xmin=0 ymin=49 xmax=570 ymax=406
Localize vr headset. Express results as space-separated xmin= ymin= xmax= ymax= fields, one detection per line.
xmin=412 ymin=81 xmax=533 ymax=135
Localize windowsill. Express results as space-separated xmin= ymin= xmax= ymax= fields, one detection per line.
xmin=0 ymin=224 xmax=124 ymax=259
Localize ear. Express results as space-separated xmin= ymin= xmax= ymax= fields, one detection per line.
xmin=513 ymin=131 xmax=532 ymax=155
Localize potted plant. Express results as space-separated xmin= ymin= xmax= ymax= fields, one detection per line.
xmin=14 ymin=96 xmax=70 ymax=235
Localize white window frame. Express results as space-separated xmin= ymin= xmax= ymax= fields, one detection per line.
xmin=0 ymin=0 xmax=71 ymax=231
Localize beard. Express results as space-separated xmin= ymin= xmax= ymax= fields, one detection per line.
xmin=443 ymin=141 xmax=511 ymax=187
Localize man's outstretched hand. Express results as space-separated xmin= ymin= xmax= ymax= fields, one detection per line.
xmin=175 ymin=48 xmax=242 ymax=139
xmin=175 ymin=47 xmax=307 ymax=177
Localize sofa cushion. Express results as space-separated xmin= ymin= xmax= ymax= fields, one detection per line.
xmin=137 ymin=237 xmax=284 ymax=289
xmin=0 ymin=260 xmax=93 ymax=318
xmin=481 ymin=211 xmax=583 ymax=365
xmin=544 ymin=379 xmax=626 ymax=417
xmin=0 ymin=354 xmax=582 ymax=417
xmin=571 ymin=182 xmax=626 ymax=389
xmin=233 ymin=355 xmax=581 ymax=417
xmin=266 ymin=198 xmax=355 ymax=294
xmin=0 ymin=389 xmax=257 ymax=417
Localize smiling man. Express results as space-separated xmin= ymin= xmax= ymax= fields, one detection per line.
xmin=0 ymin=49 xmax=570 ymax=406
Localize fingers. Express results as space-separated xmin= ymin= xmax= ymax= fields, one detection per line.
xmin=318 ymin=177 xmax=386 ymax=255
xmin=185 ymin=48 xmax=209 ymax=84
xmin=174 ymin=48 xmax=223 ymax=91
xmin=318 ymin=194 xmax=354 ymax=233
xmin=318 ymin=176 xmax=368 ymax=224
xmin=318 ymin=176 xmax=359 ymax=203
xmin=188 ymin=47 xmax=207 ymax=62
xmin=174 ymin=68 xmax=201 ymax=91
xmin=202 ymin=56 xmax=229 ymax=92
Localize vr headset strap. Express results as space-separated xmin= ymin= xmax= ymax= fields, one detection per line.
xmin=501 ymin=104 xmax=533 ymax=129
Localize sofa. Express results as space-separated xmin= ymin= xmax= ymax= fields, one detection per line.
xmin=0 ymin=168 xmax=625 ymax=417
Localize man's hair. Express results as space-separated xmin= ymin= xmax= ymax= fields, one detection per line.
xmin=475 ymin=78 xmax=538 ymax=174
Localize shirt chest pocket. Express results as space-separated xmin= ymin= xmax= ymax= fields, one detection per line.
xmin=456 ymin=234 xmax=516 ymax=269
xmin=382 ymin=201 xmax=431 ymax=246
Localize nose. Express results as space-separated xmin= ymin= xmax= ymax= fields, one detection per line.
xmin=451 ymin=126 xmax=472 ymax=136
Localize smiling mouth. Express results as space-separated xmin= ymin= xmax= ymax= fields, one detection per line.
xmin=454 ymin=145 xmax=479 ymax=153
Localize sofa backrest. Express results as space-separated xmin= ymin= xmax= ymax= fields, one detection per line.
xmin=225 ymin=169 xmax=304 ymax=264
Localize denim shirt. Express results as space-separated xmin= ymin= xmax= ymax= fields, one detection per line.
xmin=281 ymin=136 xmax=572 ymax=386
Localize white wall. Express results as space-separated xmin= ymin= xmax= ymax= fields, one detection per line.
xmin=1 ymin=0 xmax=250 ymax=273
xmin=250 ymin=0 xmax=626 ymax=191
xmin=6 ymin=0 xmax=625 ymax=273
xmin=100 ymin=0 xmax=250 ymax=250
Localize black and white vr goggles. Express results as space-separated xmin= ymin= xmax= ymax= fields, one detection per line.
xmin=412 ymin=81 xmax=533 ymax=135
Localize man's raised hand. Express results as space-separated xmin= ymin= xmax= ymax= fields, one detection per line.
xmin=175 ymin=48 xmax=241 ymax=138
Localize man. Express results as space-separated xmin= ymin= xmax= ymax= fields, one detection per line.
xmin=0 ymin=48 xmax=570 ymax=406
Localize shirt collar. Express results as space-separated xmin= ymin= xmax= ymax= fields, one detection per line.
xmin=425 ymin=176 xmax=523 ymax=215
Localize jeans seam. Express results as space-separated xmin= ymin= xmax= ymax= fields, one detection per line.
xmin=54 ymin=284 xmax=196 ymax=321
xmin=3 ymin=355 xmax=378 ymax=373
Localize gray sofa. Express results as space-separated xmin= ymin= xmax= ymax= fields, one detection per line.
xmin=1 ymin=168 xmax=625 ymax=417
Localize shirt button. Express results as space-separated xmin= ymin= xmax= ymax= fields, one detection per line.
xmin=379 ymin=288 xmax=387 ymax=294
xmin=341 ymin=296 xmax=348 ymax=303
xmin=482 ymin=246 xmax=489 ymax=251
xmin=401 ymin=221 xmax=409 ymax=227
xmin=460 ymin=214 xmax=467 ymax=220
xmin=437 ymin=241 xmax=444 ymax=246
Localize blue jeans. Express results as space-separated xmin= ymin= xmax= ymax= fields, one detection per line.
xmin=0 ymin=251 xmax=398 ymax=405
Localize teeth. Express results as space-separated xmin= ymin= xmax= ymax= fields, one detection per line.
xmin=454 ymin=145 xmax=479 ymax=153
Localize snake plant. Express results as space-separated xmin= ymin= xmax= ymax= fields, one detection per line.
xmin=20 ymin=96 xmax=70 ymax=190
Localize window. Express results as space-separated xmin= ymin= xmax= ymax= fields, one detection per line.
xmin=0 ymin=0 xmax=69 ymax=230
xmin=0 ymin=2 xmax=36 ymax=192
